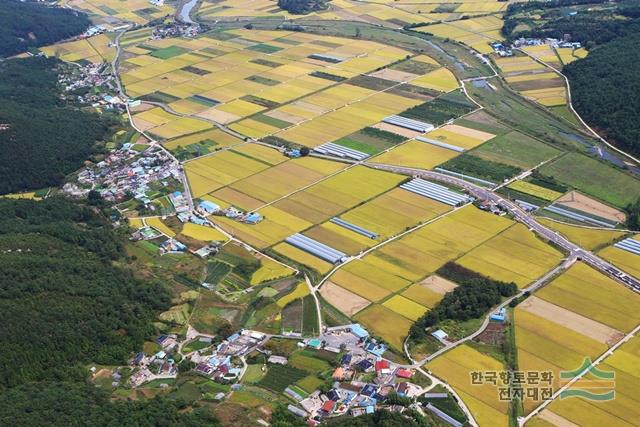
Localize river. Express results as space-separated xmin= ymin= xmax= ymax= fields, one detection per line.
xmin=178 ymin=0 xmax=197 ymax=24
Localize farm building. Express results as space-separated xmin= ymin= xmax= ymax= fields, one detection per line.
xmin=432 ymin=329 xmax=448 ymax=342
xmin=490 ymin=308 xmax=507 ymax=322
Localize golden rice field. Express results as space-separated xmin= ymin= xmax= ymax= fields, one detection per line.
xmin=67 ymin=0 xmax=173 ymax=26
xmin=457 ymin=223 xmax=564 ymax=287
xmin=556 ymin=47 xmax=588 ymax=65
xmin=251 ymin=256 xmax=296 ymax=285
xmin=537 ymin=218 xmax=627 ymax=251
xmin=515 ymin=262 xmax=640 ymax=414
xmin=145 ymin=217 xmax=175 ymax=237
xmin=534 ymin=335 xmax=640 ymax=426
xmin=40 ymin=34 xmax=115 ymax=64
xmin=522 ymin=44 xmax=562 ymax=69
xmin=427 ymin=344 xmax=510 ymax=427
xmin=514 ymin=308 xmax=608 ymax=414
xmin=180 ymin=223 xmax=228 ymax=242
xmin=535 ymin=262 xmax=640 ymax=333
xmin=276 ymin=281 xmax=309 ymax=307
xmin=415 ymin=15 xmax=504 ymax=54
xmin=371 ymin=140 xmax=460 ymax=169
xmin=326 ymin=206 xmax=513 ymax=343
xmin=507 ymin=180 xmax=563 ymax=201
xmin=598 ymin=239 xmax=640 ymax=280
xmin=163 ymin=128 xmax=245 ymax=151
xmin=381 ymin=294 xmax=428 ymax=321
xmin=339 ymin=187 xmax=451 ymax=239
xmin=354 ymin=304 xmax=414 ymax=350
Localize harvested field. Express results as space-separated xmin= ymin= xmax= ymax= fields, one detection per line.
xmin=419 ymin=275 xmax=458 ymax=294
xmin=319 ymin=281 xmax=370 ymax=316
xmin=555 ymin=191 xmax=626 ymax=223
xmin=519 ymin=296 xmax=623 ymax=345
xmin=371 ymin=122 xmax=421 ymax=138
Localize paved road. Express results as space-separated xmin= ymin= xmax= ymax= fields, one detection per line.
xmin=365 ymin=162 xmax=640 ymax=292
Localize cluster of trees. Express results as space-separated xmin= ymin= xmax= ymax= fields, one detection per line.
xmin=409 ymin=263 xmax=518 ymax=341
xmin=564 ymin=33 xmax=640 ymax=157
xmin=625 ymin=197 xmax=640 ymax=230
xmin=277 ymin=0 xmax=330 ymax=14
xmin=0 ymin=57 xmax=116 ymax=195
xmin=0 ymin=383 xmax=220 ymax=426
xmin=0 ymin=198 xmax=170 ymax=387
xmin=0 ymin=197 xmax=220 ymax=424
xmin=502 ymin=0 xmax=640 ymax=48
xmin=0 ymin=0 xmax=91 ymax=57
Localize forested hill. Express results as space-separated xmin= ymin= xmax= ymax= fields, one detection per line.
xmin=0 ymin=197 xmax=219 ymax=425
xmin=0 ymin=56 xmax=115 ymax=195
xmin=0 ymin=197 xmax=168 ymax=387
xmin=565 ymin=33 xmax=640 ymax=156
xmin=0 ymin=0 xmax=91 ymax=57
xmin=277 ymin=0 xmax=330 ymax=14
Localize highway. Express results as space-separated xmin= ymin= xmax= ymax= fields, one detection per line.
xmin=363 ymin=161 xmax=640 ymax=292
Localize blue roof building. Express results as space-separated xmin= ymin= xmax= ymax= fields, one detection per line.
xmin=490 ymin=308 xmax=506 ymax=323
xmin=350 ymin=324 xmax=369 ymax=339
xmin=199 ymin=200 xmax=220 ymax=213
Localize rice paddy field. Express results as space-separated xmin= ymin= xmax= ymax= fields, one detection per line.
xmin=529 ymin=335 xmax=640 ymax=427
xmin=426 ymin=344 xmax=510 ymax=427
xmin=65 ymin=0 xmax=174 ymax=26
xmin=40 ymin=34 xmax=115 ymax=64
xmin=118 ymin=29 xmax=475 ymax=149
xmin=371 ymin=122 xmax=493 ymax=170
xmin=196 ymin=0 xmax=508 ymax=29
xmin=413 ymin=15 xmax=504 ymax=54
xmin=495 ymin=53 xmax=567 ymax=107
xmin=537 ymin=218 xmax=628 ymax=251
xmin=514 ymin=262 xmax=640 ymax=414
xmin=456 ymin=223 xmax=564 ymax=288
xmin=325 ymin=205 xmax=515 ymax=347
xmin=507 ymin=180 xmax=563 ymax=201
xmin=539 ymin=153 xmax=640 ymax=208
xmin=598 ymin=238 xmax=640 ymax=280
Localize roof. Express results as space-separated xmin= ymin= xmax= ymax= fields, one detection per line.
xmin=396 ymin=368 xmax=412 ymax=378
xmin=321 ymin=400 xmax=336 ymax=412
xmin=432 ymin=329 xmax=448 ymax=340
xmin=375 ymin=360 xmax=389 ymax=372
xmin=350 ymin=324 xmax=369 ymax=338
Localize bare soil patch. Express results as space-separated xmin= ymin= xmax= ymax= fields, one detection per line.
xmin=369 ymin=68 xmax=419 ymax=83
xmin=320 ymin=281 xmax=370 ymax=316
xmin=538 ymin=410 xmax=580 ymax=427
xmin=556 ymin=191 xmax=626 ymax=223
xmin=419 ymin=275 xmax=458 ymax=294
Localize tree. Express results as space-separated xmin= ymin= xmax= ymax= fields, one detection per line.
xmin=299 ymin=146 xmax=310 ymax=156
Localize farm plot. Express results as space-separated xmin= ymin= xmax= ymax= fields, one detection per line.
xmin=120 ymin=29 xmax=432 ymax=144
xmin=532 ymin=335 xmax=640 ymax=427
xmin=507 ymin=180 xmax=563 ymax=201
xmin=537 ymin=218 xmax=627 ymax=251
xmin=469 ymin=130 xmax=561 ymax=169
xmin=326 ymin=206 xmax=512 ymax=344
xmin=258 ymin=364 xmax=307 ymax=393
xmin=40 ymin=34 xmax=115 ymax=64
xmin=319 ymin=281 xmax=370 ymax=316
xmin=371 ymin=139 xmax=460 ymax=170
xmin=414 ymin=15 xmax=504 ymax=54
xmin=184 ymin=149 xmax=275 ymax=197
xmin=163 ymin=129 xmax=245 ymax=159
xmin=554 ymin=191 xmax=626 ymax=224
xmin=339 ymin=187 xmax=451 ymax=239
xmin=495 ymin=53 xmax=566 ymax=106
xmin=535 ymin=262 xmax=640 ymax=333
xmin=221 ymin=157 xmax=347 ymax=208
xmin=180 ymin=223 xmax=228 ymax=243
xmin=456 ymin=223 xmax=564 ymax=288
xmin=67 ymin=0 xmax=173 ymax=26
xmin=539 ymin=153 xmax=640 ymax=209
xmin=514 ymin=262 xmax=640 ymax=414
xmin=354 ymin=304 xmax=414 ymax=350
xmin=145 ymin=217 xmax=175 ymax=237
xmin=426 ymin=344 xmax=510 ymax=427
